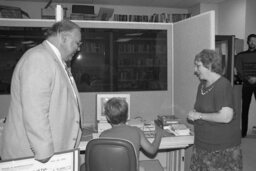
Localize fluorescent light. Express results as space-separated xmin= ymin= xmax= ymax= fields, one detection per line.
xmin=125 ymin=33 xmax=143 ymax=36
xmin=116 ymin=38 xmax=132 ymax=42
xmin=21 ymin=40 xmax=34 ymax=44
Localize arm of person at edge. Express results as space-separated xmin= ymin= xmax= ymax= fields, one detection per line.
xmin=188 ymin=107 xmax=233 ymax=123
xmin=139 ymin=122 xmax=163 ymax=155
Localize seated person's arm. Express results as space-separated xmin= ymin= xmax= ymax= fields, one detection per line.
xmin=139 ymin=124 xmax=163 ymax=155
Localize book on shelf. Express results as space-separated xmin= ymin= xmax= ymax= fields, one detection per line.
xmin=114 ymin=14 xmax=150 ymax=22
xmin=172 ymin=13 xmax=191 ymax=23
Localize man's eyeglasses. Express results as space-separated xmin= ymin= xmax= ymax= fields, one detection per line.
xmin=76 ymin=41 xmax=83 ymax=47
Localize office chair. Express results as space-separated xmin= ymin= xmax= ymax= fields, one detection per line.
xmin=82 ymin=138 xmax=163 ymax=171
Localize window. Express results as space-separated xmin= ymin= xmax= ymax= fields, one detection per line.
xmin=0 ymin=24 xmax=167 ymax=93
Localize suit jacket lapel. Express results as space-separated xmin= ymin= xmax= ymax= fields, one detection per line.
xmin=41 ymin=41 xmax=81 ymax=110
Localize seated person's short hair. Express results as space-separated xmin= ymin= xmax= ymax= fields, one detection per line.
xmin=104 ymin=97 xmax=128 ymax=125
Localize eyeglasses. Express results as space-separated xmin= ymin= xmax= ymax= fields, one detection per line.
xmin=75 ymin=41 xmax=83 ymax=47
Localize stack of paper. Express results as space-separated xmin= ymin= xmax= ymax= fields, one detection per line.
xmin=170 ymin=124 xmax=190 ymax=136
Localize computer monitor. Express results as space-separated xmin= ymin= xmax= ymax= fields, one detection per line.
xmin=96 ymin=94 xmax=130 ymax=122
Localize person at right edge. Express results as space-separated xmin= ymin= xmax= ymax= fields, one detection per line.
xmin=235 ymin=34 xmax=256 ymax=138
xmin=188 ymin=49 xmax=242 ymax=171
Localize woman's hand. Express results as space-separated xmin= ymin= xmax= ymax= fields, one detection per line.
xmin=188 ymin=110 xmax=202 ymax=121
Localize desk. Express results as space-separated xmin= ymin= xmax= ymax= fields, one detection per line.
xmin=79 ymin=128 xmax=194 ymax=171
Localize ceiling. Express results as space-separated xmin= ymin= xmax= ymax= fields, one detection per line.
xmin=11 ymin=0 xmax=226 ymax=9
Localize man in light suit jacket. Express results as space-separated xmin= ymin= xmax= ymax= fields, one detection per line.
xmin=1 ymin=20 xmax=83 ymax=163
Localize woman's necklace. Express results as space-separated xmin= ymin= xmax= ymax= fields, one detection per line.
xmin=200 ymin=84 xmax=214 ymax=95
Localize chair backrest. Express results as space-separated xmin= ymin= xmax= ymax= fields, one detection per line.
xmin=85 ymin=138 xmax=138 ymax=171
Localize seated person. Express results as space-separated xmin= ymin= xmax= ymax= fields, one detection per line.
xmin=100 ymin=97 xmax=163 ymax=163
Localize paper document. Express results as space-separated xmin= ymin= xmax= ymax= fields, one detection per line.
xmin=0 ymin=149 xmax=80 ymax=171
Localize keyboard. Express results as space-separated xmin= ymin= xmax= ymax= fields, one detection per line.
xmin=144 ymin=130 xmax=155 ymax=138
xmin=143 ymin=129 xmax=175 ymax=138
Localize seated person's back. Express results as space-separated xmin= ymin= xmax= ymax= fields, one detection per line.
xmin=100 ymin=124 xmax=141 ymax=157
xmin=99 ymin=97 xmax=163 ymax=158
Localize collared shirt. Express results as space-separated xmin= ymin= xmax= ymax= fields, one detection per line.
xmin=235 ymin=50 xmax=256 ymax=85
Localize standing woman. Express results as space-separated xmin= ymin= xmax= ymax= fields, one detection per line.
xmin=188 ymin=49 xmax=242 ymax=171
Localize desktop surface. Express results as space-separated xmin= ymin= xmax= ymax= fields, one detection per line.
xmin=79 ymin=125 xmax=194 ymax=151
xmin=79 ymin=121 xmax=194 ymax=171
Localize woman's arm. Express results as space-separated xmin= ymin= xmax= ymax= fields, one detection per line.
xmin=188 ymin=107 xmax=233 ymax=123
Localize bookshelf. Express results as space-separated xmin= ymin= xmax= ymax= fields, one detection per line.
xmin=115 ymin=33 xmax=167 ymax=91
xmin=113 ymin=13 xmax=191 ymax=23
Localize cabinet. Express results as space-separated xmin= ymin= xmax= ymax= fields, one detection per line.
xmin=215 ymin=35 xmax=244 ymax=130
xmin=215 ymin=35 xmax=244 ymax=85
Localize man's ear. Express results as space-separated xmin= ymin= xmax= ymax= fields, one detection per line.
xmin=59 ymin=32 xmax=68 ymax=43
xmin=62 ymin=33 xmax=67 ymax=43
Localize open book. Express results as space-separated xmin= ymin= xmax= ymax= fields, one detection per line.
xmin=0 ymin=148 xmax=80 ymax=171
xmin=168 ymin=123 xmax=190 ymax=136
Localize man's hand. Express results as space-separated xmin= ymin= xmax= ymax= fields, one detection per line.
xmin=36 ymin=156 xmax=52 ymax=163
